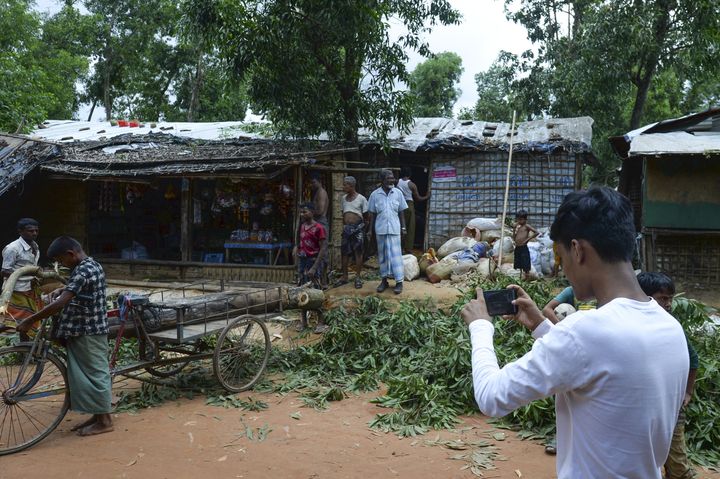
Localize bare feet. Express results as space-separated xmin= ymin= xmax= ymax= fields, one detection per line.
xmin=77 ymin=422 xmax=114 ymax=436
xmin=71 ymin=416 xmax=97 ymax=432
xmin=77 ymin=414 xmax=113 ymax=436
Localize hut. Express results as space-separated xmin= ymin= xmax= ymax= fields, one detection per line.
xmin=612 ymin=107 xmax=720 ymax=286
xmin=1 ymin=121 xmax=354 ymax=283
xmin=357 ymin=116 xmax=595 ymax=249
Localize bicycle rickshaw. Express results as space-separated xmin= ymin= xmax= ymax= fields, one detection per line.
xmin=0 ymin=276 xmax=282 ymax=455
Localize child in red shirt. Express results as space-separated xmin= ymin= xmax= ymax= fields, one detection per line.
xmin=292 ymin=203 xmax=328 ymax=332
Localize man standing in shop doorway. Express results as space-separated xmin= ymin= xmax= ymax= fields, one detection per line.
xmin=310 ymin=173 xmax=329 ymax=235
xmin=397 ymin=167 xmax=430 ymax=254
xmin=368 ymin=170 xmax=408 ymax=295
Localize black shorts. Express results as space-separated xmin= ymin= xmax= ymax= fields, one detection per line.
xmin=514 ymin=244 xmax=531 ymax=272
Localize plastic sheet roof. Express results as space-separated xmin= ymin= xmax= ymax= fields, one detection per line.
xmin=32 ymin=117 xmax=594 ymax=155
xmin=361 ymin=116 xmax=594 ymax=153
xmin=31 ymin=120 xmax=267 ymax=143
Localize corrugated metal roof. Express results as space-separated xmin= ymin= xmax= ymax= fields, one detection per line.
xmin=31 ymin=120 xmax=267 ymax=143
xmin=364 ymin=116 xmax=594 ymax=153
xmin=611 ymin=107 xmax=720 ymax=158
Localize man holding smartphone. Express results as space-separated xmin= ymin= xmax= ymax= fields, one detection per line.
xmin=461 ymin=187 xmax=688 ymax=479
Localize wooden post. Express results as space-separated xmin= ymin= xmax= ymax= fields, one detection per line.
xmin=497 ymin=111 xmax=517 ymax=270
xmin=180 ymin=178 xmax=192 ymax=262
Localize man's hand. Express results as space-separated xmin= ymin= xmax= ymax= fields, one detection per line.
xmin=683 ymin=392 xmax=692 ymax=409
xmin=507 ymin=285 xmax=545 ymax=332
xmin=461 ymin=288 xmax=492 ymax=326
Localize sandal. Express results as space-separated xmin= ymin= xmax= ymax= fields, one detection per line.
xmin=313 ymin=324 xmax=329 ymax=334
xmin=354 ymin=277 xmax=363 ymax=289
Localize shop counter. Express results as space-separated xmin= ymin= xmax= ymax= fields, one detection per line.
xmin=224 ymin=241 xmax=293 ymax=265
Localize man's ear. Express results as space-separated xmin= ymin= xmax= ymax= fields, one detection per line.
xmin=570 ymin=239 xmax=586 ymax=264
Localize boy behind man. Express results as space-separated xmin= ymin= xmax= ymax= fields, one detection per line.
xmin=512 ymin=210 xmax=538 ymax=279
xmin=17 ymin=236 xmax=113 ymax=436
xmin=637 ymin=272 xmax=698 ymax=479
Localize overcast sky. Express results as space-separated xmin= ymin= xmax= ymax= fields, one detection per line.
xmin=35 ymin=0 xmax=531 ymax=119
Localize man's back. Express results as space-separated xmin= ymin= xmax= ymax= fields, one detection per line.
xmin=552 ymin=298 xmax=688 ymax=478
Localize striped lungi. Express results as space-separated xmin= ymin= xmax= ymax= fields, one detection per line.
xmin=376 ymin=234 xmax=404 ymax=282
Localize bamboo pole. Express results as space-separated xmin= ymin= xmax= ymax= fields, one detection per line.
xmin=497 ymin=111 xmax=517 ymax=271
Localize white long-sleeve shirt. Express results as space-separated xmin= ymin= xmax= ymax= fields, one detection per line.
xmin=469 ymin=297 xmax=688 ymax=479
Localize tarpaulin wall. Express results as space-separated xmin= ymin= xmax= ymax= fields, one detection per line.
xmin=426 ymin=152 xmax=580 ymax=248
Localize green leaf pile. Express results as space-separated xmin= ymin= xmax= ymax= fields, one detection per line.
xmin=268 ymin=274 xmax=720 ymax=467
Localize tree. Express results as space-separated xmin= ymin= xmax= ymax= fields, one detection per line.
xmin=408 ymin=51 xmax=463 ymax=117
xmin=500 ymin=0 xmax=720 ymax=182
xmin=465 ymin=51 xmax=541 ymax=122
xmin=182 ymin=0 xmax=460 ymax=142
xmin=0 ymin=0 xmax=90 ymax=132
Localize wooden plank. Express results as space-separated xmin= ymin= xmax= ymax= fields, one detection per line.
xmin=148 ymin=291 xmax=233 ymax=309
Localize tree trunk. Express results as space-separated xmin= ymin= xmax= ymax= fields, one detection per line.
xmin=187 ymin=55 xmax=204 ymax=122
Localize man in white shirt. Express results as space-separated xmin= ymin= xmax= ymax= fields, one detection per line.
xmin=368 ymin=169 xmax=407 ymax=294
xmin=2 ymin=218 xmax=43 ymax=337
xmin=461 ymin=187 xmax=688 ymax=479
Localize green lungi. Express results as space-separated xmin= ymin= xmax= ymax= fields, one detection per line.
xmin=66 ymin=335 xmax=112 ymax=414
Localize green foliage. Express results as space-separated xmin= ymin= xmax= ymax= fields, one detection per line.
xmin=409 ymin=51 xmax=463 ymax=118
xmin=672 ymin=296 xmax=720 ymax=467
xmin=181 ymin=0 xmax=460 ymax=142
xmin=264 ymin=274 xmax=560 ymax=438
xmin=206 ymin=394 xmax=268 ymax=411
xmin=0 ymin=0 xmax=90 ymax=132
xmin=499 ymin=0 xmax=720 ymax=184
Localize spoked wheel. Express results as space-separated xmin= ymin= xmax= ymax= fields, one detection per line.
xmin=0 ymin=346 xmax=69 ymax=455
xmin=144 ymin=342 xmax=195 ymax=378
xmin=213 ymin=315 xmax=271 ymax=393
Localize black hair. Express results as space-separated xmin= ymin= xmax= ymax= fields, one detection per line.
xmin=309 ymin=172 xmax=322 ymax=181
xmin=46 ymin=236 xmax=83 ymax=258
xmin=400 ymin=167 xmax=412 ymax=178
xmin=515 ymin=210 xmax=528 ymax=219
xmin=550 ymin=186 xmax=636 ymax=263
xmin=17 ymin=218 xmax=39 ymax=230
xmin=299 ymin=202 xmax=315 ymax=211
xmin=637 ymin=272 xmax=676 ymax=296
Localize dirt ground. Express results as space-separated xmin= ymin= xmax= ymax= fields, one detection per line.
xmin=0 ymin=387 xmax=558 ymax=479
xmin=4 ymin=277 xmax=718 ymax=478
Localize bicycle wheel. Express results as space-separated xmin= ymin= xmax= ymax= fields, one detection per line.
xmin=213 ymin=315 xmax=271 ymax=393
xmin=0 ymin=346 xmax=70 ymax=455
xmin=145 ymin=343 xmax=194 ymax=378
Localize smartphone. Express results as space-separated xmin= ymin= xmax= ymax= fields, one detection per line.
xmin=483 ymin=289 xmax=518 ymax=316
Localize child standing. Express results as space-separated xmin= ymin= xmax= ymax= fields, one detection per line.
xmin=512 ymin=210 xmax=538 ymax=279
xmin=637 ymin=272 xmax=698 ymax=479
xmin=292 ymin=203 xmax=329 ymax=333
xmin=17 ymin=236 xmax=113 ymax=437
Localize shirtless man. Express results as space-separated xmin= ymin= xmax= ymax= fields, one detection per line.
xmin=339 ymin=177 xmax=368 ymax=289
xmin=512 ymin=210 xmax=538 ymax=279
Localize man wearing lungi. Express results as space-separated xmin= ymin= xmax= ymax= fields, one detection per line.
xmin=2 ymin=218 xmax=43 ymax=339
xmin=339 ymin=176 xmax=368 ymax=289
xmin=18 ymin=236 xmax=113 ymax=437
xmin=368 ymin=170 xmax=408 ymax=295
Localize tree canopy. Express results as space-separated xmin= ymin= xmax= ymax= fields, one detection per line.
xmin=408 ymin=51 xmax=463 ymax=117
xmin=182 ymin=0 xmax=460 ymax=142
xmin=0 ymin=0 xmax=90 ymax=132
xmin=493 ymin=0 xmax=720 ymax=182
